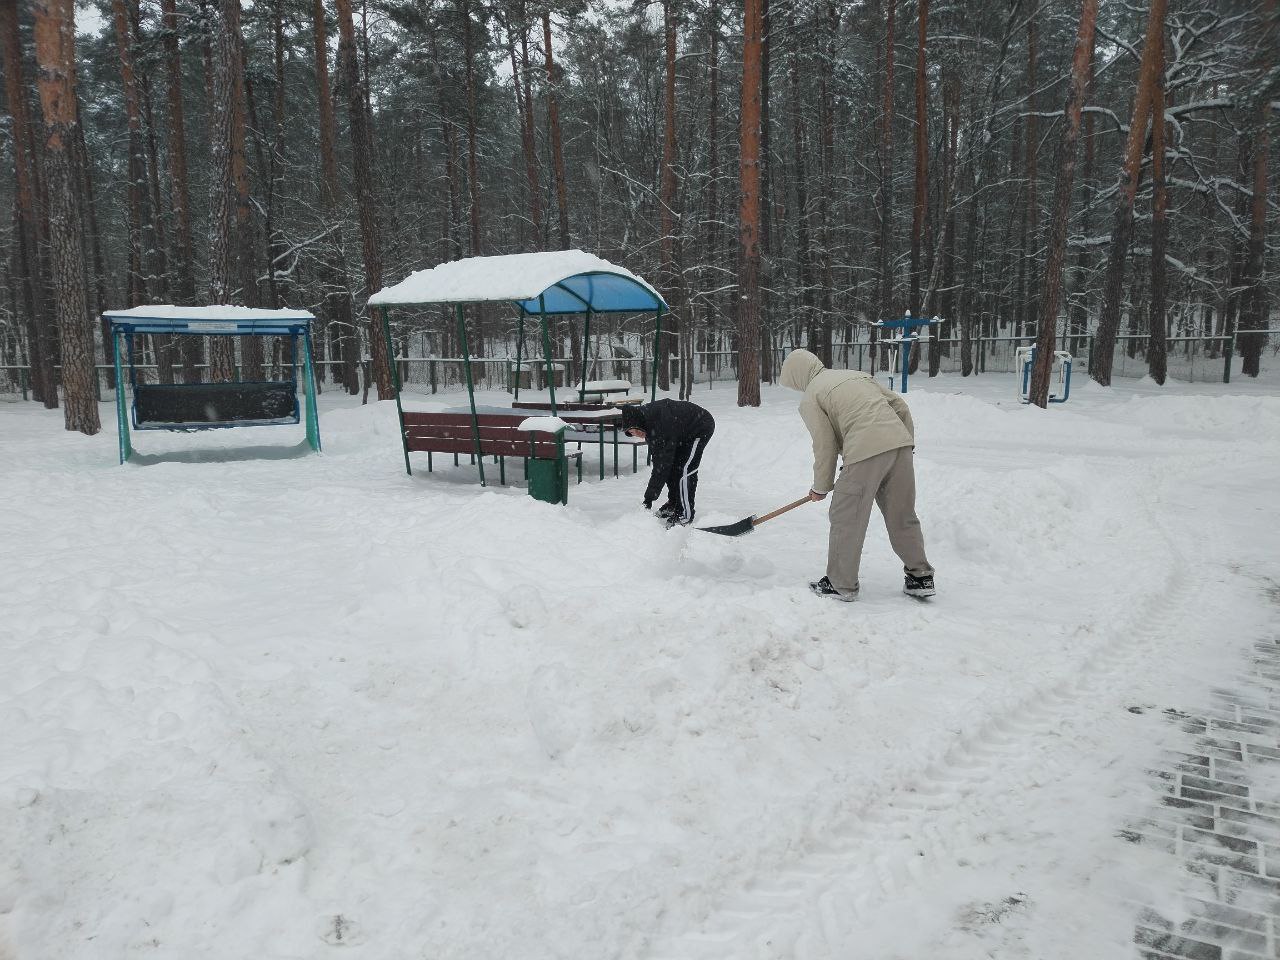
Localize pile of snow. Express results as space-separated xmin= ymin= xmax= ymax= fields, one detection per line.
xmin=2 ymin=373 xmax=1278 ymax=959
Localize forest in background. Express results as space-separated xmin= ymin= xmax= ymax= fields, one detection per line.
xmin=1 ymin=0 xmax=1276 ymax=431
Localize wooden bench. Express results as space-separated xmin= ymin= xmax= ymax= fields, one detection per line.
xmin=401 ymin=412 xmax=582 ymax=486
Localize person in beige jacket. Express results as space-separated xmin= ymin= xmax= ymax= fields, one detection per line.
xmin=779 ymin=348 xmax=935 ymax=601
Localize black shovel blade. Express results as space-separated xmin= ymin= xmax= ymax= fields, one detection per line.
xmin=696 ymin=515 xmax=756 ymax=537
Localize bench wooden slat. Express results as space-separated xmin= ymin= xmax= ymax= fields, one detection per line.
xmin=403 ymin=411 xmax=526 ymax=426
xmin=405 ymin=437 xmax=572 ymax=459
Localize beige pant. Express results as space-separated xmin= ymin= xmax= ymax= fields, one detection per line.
xmin=826 ymin=446 xmax=933 ymax=592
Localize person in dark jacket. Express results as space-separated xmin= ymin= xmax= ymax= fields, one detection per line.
xmin=621 ymin=399 xmax=715 ymax=526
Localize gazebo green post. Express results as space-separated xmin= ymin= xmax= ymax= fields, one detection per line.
xmin=651 ymin=304 xmax=664 ymax=402
xmin=456 ymin=303 xmax=486 ymax=486
xmin=579 ymin=307 xmax=593 ymax=403
xmin=111 ymin=325 xmax=131 ymax=464
xmin=381 ymin=306 xmax=411 ymax=475
xmin=538 ymin=294 xmax=557 ymax=416
xmin=514 ymin=306 xmax=526 ymax=400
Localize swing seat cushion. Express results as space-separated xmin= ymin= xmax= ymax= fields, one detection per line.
xmin=134 ymin=381 xmax=299 ymax=428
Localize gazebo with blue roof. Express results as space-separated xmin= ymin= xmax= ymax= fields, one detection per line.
xmin=369 ymin=250 xmax=669 ymax=482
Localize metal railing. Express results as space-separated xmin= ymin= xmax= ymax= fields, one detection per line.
xmin=685 ymin=334 xmax=1252 ymax=385
xmin=1 ymin=332 xmax=1270 ymax=402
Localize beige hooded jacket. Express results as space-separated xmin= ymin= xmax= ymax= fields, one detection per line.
xmin=779 ymin=348 xmax=915 ymax=494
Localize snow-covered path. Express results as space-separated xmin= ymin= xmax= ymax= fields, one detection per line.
xmin=2 ymin=374 xmax=1278 ymax=959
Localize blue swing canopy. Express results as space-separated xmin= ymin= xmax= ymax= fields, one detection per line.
xmin=103 ymin=305 xmax=322 ymax=464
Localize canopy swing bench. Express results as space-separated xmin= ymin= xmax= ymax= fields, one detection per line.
xmin=102 ymin=306 xmax=322 ymax=465
xmin=369 ymin=250 xmax=668 ymax=502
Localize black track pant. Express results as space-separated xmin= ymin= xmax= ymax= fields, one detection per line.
xmin=661 ymin=429 xmax=713 ymax=521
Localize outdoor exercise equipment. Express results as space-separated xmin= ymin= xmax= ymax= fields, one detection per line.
xmin=369 ymin=250 xmax=668 ymax=492
xmin=103 ymin=306 xmax=321 ymax=464
xmin=873 ymin=314 xmax=940 ymax=393
xmin=1016 ymin=345 xmax=1073 ymax=404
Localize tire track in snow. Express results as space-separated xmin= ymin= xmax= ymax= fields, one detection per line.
xmin=646 ymin=472 xmax=1195 ymax=960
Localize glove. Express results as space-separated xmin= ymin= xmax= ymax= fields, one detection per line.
xmin=643 ymin=499 xmax=653 ymax=510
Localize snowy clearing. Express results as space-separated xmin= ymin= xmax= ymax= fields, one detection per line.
xmin=2 ymin=372 xmax=1279 ymax=959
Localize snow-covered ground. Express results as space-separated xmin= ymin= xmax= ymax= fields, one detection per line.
xmin=2 ymin=371 xmax=1279 ymax=959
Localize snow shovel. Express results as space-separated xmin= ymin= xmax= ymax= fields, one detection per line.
xmin=697 ymin=496 xmax=813 ymax=537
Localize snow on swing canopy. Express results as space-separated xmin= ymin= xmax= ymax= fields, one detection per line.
xmin=368 ymin=250 xmax=667 ymax=314
xmin=102 ymin=304 xmax=316 ymax=335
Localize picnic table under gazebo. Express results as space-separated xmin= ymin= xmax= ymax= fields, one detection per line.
xmin=369 ymin=250 xmax=668 ymax=492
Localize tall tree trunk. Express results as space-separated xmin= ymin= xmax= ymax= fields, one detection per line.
xmin=460 ymin=0 xmax=482 ymax=257
xmin=74 ymin=118 xmax=112 ymax=384
xmin=134 ymin=0 xmax=176 ymax=382
xmin=1029 ymin=0 xmax=1097 ymax=407
xmin=1147 ymin=32 xmax=1168 ymax=386
xmin=816 ymin=1 xmax=836 ymax=368
xmin=789 ymin=10 xmax=812 ymax=356
xmin=659 ymin=0 xmax=681 ymax=395
xmin=1089 ymin=0 xmax=1167 ymax=386
xmin=959 ymin=151 xmax=979 ymax=377
xmin=336 ymin=0 xmax=393 ymax=399
xmin=512 ymin=9 xmax=541 ymax=250
xmin=111 ymin=0 xmax=149 ymax=308
xmin=161 ymin=0 xmax=202 ymax=382
xmin=1021 ymin=12 xmax=1038 ymax=339
xmin=542 ymin=8 xmax=576 ymax=378
xmin=909 ymin=0 xmax=928 ymax=318
xmin=236 ymin=38 xmax=264 ymax=378
xmin=907 ymin=0 xmax=928 ymax=374
xmin=0 ymin=1 xmax=56 ymax=407
xmin=1238 ymin=0 xmax=1275 ymax=378
xmin=33 ymin=0 xmax=100 ymax=433
xmin=1068 ymin=107 xmax=1095 ymax=354
xmin=876 ymin=0 xmax=895 ymax=370
xmin=312 ymin=0 xmax=359 ymax=393
xmin=758 ymin=0 xmax=773 ymax=383
xmin=931 ymin=74 xmax=959 ymax=377
xmin=544 ymin=10 xmax=570 ymax=250
xmin=737 ymin=0 xmax=763 ymax=406
xmin=207 ymin=0 xmax=243 ymax=381
xmin=706 ymin=0 xmax=720 ymax=371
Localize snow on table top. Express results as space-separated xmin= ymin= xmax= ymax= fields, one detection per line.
xmin=577 ymin=379 xmax=631 ymax=392
xmin=516 ymin=416 xmax=570 ymax=433
xmin=102 ymin=304 xmax=315 ymax=321
xmin=440 ymin=404 xmax=621 ymax=421
xmin=369 ymin=250 xmax=665 ymax=311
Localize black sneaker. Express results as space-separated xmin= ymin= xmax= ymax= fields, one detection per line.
xmin=656 ymin=503 xmax=680 ymax=521
xmin=809 ymin=576 xmax=859 ymax=602
xmin=665 ymin=512 xmax=693 ymax=528
xmin=904 ymin=572 xmax=935 ymax=598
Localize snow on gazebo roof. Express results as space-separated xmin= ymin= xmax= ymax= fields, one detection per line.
xmin=102 ymin=305 xmax=315 ymax=334
xmin=368 ymin=250 xmax=667 ymax=315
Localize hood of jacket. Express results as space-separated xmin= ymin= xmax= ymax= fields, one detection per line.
xmin=620 ymin=404 xmax=648 ymax=432
xmin=780 ymin=348 xmax=826 ymax=392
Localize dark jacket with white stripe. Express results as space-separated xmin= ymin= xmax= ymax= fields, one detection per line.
xmin=633 ymin=399 xmax=716 ymax=505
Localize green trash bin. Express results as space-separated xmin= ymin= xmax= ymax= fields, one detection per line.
xmin=525 ymin=424 xmax=569 ymax=505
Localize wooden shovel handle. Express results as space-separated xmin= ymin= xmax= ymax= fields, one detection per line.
xmin=753 ymin=496 xmax=814 ymax=527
